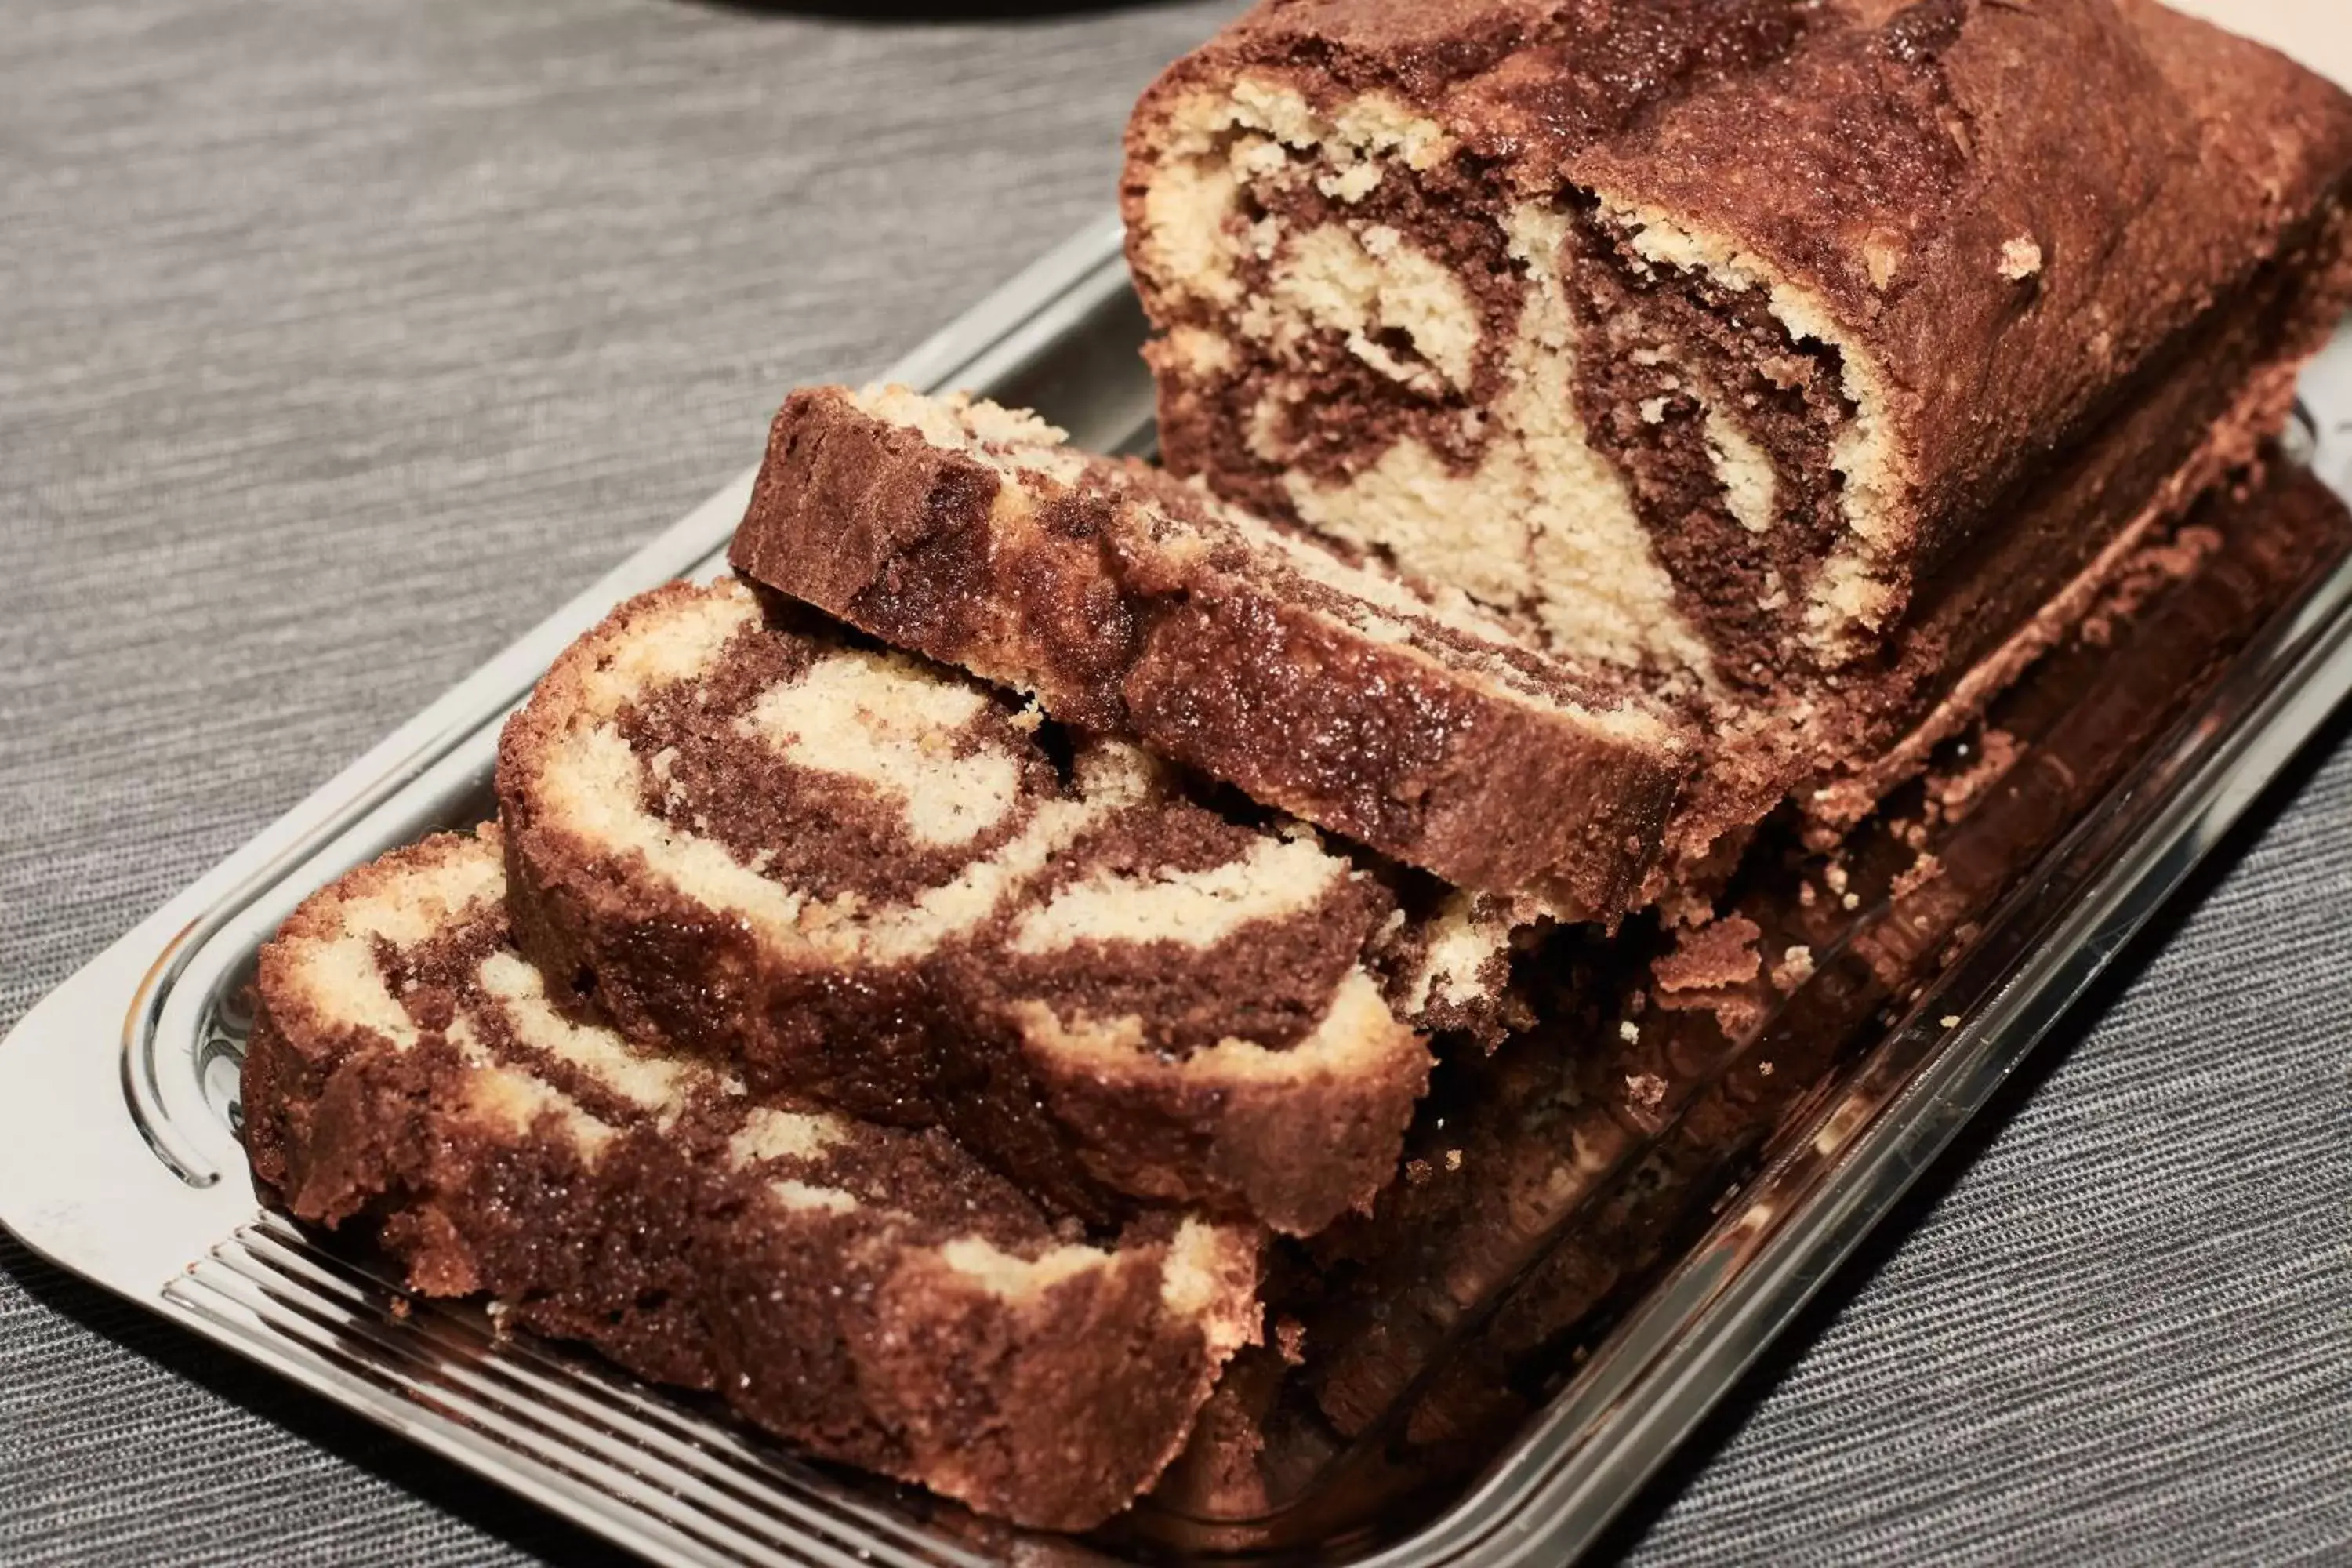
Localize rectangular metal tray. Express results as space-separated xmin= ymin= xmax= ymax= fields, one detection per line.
xmin=5 ymin=216 xmax=2351 ymax=1568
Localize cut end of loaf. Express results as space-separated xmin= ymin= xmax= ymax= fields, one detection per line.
xmin=1126 ymin=70 xmax=1917 ymax=699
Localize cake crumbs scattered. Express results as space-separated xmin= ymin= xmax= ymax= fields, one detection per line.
xmin=1772 ymin=944 xmax=1816 ymax=989
xmin=1940 ymin=1014 xmax=1963 ymax=1029
xmin=1933 ymin=728 xmax=2023 ymax=821
xmin=1624 ymin=1072 xmax=1667 ymax=1113
xmin=1998 ymin=235 xmax=2044 ymax=281
xmin=1842 ymin=891 xmax=1861 ymax=911
xmin=1618 ymin=1018 xmax=1641 ymax=1044
xmin=1653 ymin=915 xmax=1763 ymax=993
xmin=1443 ymin=1148 xmax=1463 ymax=1172
xmin=1891 ymin=851 xmax=1944 ymax=902
xmin=1276 ymin=1316 xmax=1308 ymax=1366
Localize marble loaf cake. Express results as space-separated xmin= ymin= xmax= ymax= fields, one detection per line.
xmin=241 ymin=828 xmax=1262 ymax=1531
xmin=497 ymin=577 xmax=1528 ymax=1238
xmin=1124 ymin=0 xmax=2352 ymax=856
xmin=730 ymin=384 xmax=1690 ymax=921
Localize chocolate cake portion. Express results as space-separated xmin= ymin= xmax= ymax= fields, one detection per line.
xmin=730 ymin=384 xmax=1693 ymax=920
xmin=241 ymin=827 xmax=1262 ymax=1532
xmin=497 ymin=577 xmax=1475 ymax=1237
xmin=1123 ymin=0 xmax=2352 ymax=858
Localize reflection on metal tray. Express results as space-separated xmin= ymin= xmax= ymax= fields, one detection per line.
xmin=4 ymin=217 xmax=2351 ymax=1568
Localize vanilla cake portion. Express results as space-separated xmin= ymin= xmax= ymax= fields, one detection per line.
xmin=731 ymin=383 xmax=1690 ymax=920
xmin=1123 ymin=0 xmax=2352 ymax=859
xmin=241 ymin=828 xmax=1261 ymax=1532
xmin=496 ymin=579 xmax=1480 ymax=1237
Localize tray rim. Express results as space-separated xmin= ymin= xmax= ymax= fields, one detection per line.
xmin=5 ymin=214 xmax=2351 ymax=1568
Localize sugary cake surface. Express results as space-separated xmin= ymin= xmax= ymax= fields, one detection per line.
xmin=731 ymin=382 xmax=1692 ymax=920
xmin=1123 ymin=0 xmax=2352 ymax=859
xmin=496 ymin=577 xmax=1495 ymax=1236
xmin=241 ymin=826 xmax=1263 ymax=1532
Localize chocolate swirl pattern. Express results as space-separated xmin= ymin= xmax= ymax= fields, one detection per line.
xmin=241 ymin=827 xmax=1264 ymax=1533
xmin=496 ymin=579 xmax=1454 ymax=1236
xmin=732 ymin=383 xmax=1690 ymax=920
xmin=1122 ymin=0 xmax=2352 ymax=865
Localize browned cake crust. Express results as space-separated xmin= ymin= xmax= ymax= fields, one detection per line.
xmin=241 ymin=827 xmax=1263 ymax=1532
xmin=1152 ymin=461 xmax=2352 ymax=1516
xmin=729 ymin=385 xmax=1692 ymax=920
xmin=496 ymin=578 xmax=1496 ymax=1236
xmin=1123 ymin=0 xmax=2352 ymax=863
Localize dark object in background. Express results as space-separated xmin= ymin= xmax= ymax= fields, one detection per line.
xmin=697 ymin=2 xmax=1194 ymax=22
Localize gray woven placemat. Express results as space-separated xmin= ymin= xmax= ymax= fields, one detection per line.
xmin=4 ymin=2 xmax=2347 ymax=1563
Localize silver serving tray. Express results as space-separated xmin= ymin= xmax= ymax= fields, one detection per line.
xmin=5 ymin=217 xmax=2352 ymax=1568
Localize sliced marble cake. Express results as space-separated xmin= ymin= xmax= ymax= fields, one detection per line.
xmin=241 ymin=826 xmax=1261 ymax=1532
xmin=728 ymin=384 xmax=1690 ymax=923
xmin=496 ymin=578 xmax=1508 ymax=1237
xmin=1121 ymin=0 xmax=2352 ymax=862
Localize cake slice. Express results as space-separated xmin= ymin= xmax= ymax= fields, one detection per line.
xmin=728 ymin=384 xmax=1691 ymax=921
xmin=241 ymin=827 xmax=1262 ymax=1532
xmin=1123 ymin=0 xmax=2352 ymax=858
xmin=496 ymin=578 xmax=1491 ymax=1237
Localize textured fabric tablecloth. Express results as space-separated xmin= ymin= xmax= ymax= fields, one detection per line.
xmin=4 ymin=2 xmax=2347 ymax=1563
